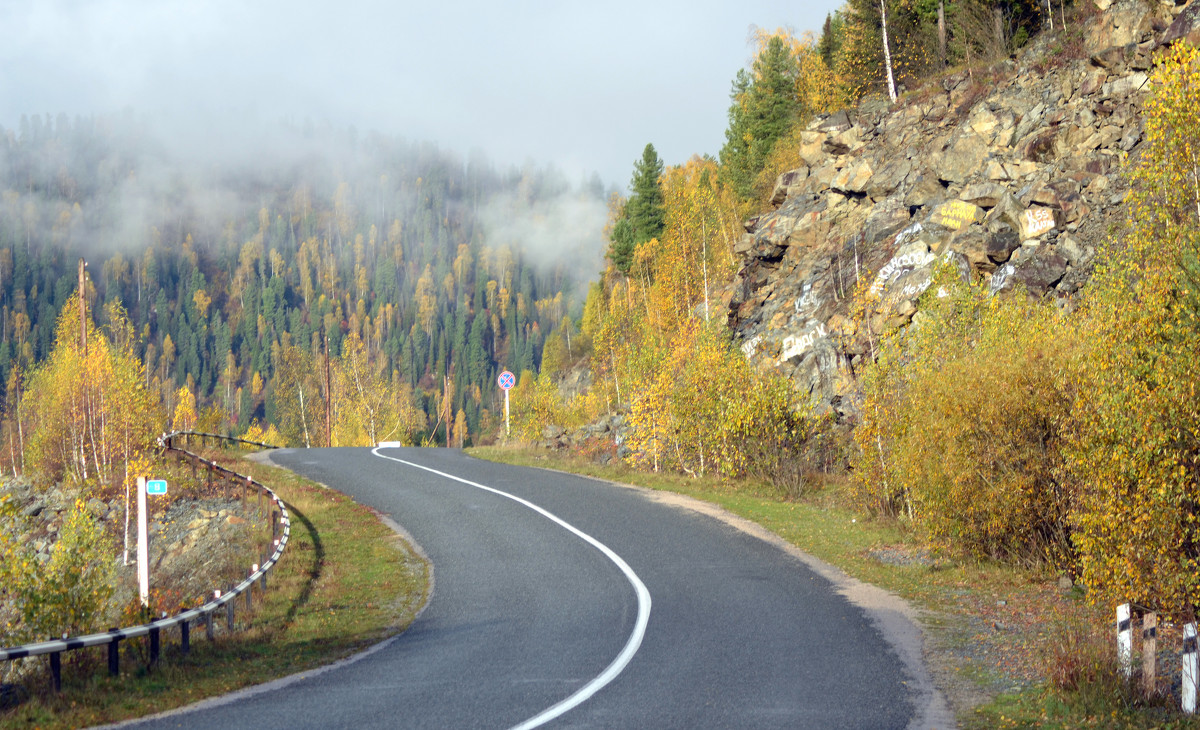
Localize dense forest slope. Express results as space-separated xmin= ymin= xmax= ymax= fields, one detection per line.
xmin=0 ymin=119 xmax=607 ymax=452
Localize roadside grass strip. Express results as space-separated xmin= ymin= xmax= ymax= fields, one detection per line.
xmin=0 ymin=453 xmax=429 ymax=730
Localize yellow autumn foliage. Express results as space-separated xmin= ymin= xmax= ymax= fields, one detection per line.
xmin=1066 ymin=43 xmax=1200 ymax=616
xmin=852 ymin=45 xmax=1200 ymax=616
xmin=853 ymin=264 xmax=1083 ymax=566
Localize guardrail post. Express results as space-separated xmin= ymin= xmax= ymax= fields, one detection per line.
xmin=272 ymin=511 xmax=279 ymax=542
xmin=261 ymin=552 xmax=269 ymax=591
xmin=226 ymin=589 xmax=236 ymax=632
xmin=1142 ymin=611 xmax=1157 ymax=697
xmin=180 ymin=619 xmax=190 ymax=655
xmin=108 ymin=629 xmax=120 ymax=676
xmin=1117 ymin=603 xmax=1133 ymax=679
xmin=149 ymin=626 xmax=160 ymax=667
xmin=246 ymin=568 xmax=255 ymax=613
xmin=49 ymin=650 xmax=61 ymax=692
xmin=206 ymin=593 xmax=217 ymax=641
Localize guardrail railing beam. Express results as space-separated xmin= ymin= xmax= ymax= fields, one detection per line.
xmin=0 ymin=431 xmax=287 ymax=694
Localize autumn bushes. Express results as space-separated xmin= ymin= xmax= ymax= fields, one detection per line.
xmin=852 ymin=269 xmax=1083 ymax=566
xmin=558 ymin=152 xmax=823 ymax=492
xmin=853 ymin=44 xmax=1200 ymax=617
xmin=853 ymin=227 xmax=1200 ymax=614
xmin=0 ymin=496 xmax=118 ymax=649
xmin=620 ymin=320 xmax=814 ymax=487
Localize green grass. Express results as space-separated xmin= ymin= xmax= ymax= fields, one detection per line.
xmin=0 ymin=453 xmax=429 ymax=729
xmin=469 ymin=445 xmax=1200 ymax=728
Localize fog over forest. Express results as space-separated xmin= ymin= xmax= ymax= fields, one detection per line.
xmin=0 ymin=110 xmax=609 ymax=446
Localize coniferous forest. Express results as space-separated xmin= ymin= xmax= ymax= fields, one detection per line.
xmin=0 ymin=114 xmax=608 ymax=458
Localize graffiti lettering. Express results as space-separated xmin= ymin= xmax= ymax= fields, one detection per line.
xmin=741 ymin=334 xmax=763 ymax=358
xmin=779 ymin=323 xmax=828 ymax=362
xmin=793 ymin=282 xmax=822 ymax=316
xmin=1022 ymin=207 xmax=1055 ymax=237
xmin=899 ymin=277 xmax=933 ymax=300
xmin=932 ymin=200 xmax=983 ymax=231
xmin=869 ymin=250 xmax=936 ymax=296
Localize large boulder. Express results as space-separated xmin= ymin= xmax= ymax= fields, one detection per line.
xmin=929 ymin=200 xmax=985 ymax=231
xmin=769 ymin=168 xmax=810 ymax=206
xmin=1088 ymin=0 xmax=1156 ymax=48
xmin=934 ymin=132 xmax=991 ymax=184
xmin=1010 ymin=246 xmax=1070 ymax=295
xmin=1162 ymin=0 xmax=1200 ymax=47
xmin=831 ymin=158 xmax=875 ymax=194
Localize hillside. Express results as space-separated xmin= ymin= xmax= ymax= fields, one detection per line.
xmin=0 ymin=121 xmax=607 ymax=453
xmin=728 ymin=0 xmax=1200 ymax=416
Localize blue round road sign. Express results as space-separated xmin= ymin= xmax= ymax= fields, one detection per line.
xmin=498 ymin=370 xmax=516 ymax=390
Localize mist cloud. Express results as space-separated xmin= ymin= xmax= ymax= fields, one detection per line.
xmin=478 ymin=188 xmax=609 ymax=283
xmin=0 ymin=0 xmax=841 ymax=189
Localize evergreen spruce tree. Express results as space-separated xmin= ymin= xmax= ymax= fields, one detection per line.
xmin=608 ymin=143 xmax=666 ymax=275
xmin=819 ymin=13 xmax=840 ymax=67
xmin=626 ymin=143 xmax=666 ymax=243
xmin=609 ymin=217 xmax=637 ymax=275
xmin=719 ymin=36 xmax=802 ymax=201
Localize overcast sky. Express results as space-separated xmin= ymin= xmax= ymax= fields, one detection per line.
xmin=1 ymin=0 xmax=841 ymax=189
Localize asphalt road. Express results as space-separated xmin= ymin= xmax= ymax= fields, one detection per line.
xmin=119 ymin=447 xmax=920 ymax=729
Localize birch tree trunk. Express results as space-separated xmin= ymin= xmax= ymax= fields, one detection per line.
xmin=880 ymin=0 xmax=899 ymax=103
xmin=938 ymin=0 xmax=947 ymax=68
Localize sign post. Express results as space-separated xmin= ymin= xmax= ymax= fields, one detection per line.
xmin=137 ymin=478 xmax=168 ymax=607
xmin=137 ymin=477 xmax=149 ymax=607
xmin=497 ymin=370 xmax=515 ymax=439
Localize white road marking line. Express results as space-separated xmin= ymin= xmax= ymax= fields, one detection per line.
xmin=370 ymin=447 xmax=651 ymax=729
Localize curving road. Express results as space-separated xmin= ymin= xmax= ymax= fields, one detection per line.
xmin=118 ymin=447 xmax=935 ymax=729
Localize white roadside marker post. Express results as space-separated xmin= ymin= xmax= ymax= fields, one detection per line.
xmin=1117 ymin=603 xmax=1132 ymax=680
xmin=137 ymin=476 xmax=149 ymax=608
xmin=1184 ymin=623 xmax=1198 ymax=714
xmin=1142 ymin=611 xmax=1157 ymax=698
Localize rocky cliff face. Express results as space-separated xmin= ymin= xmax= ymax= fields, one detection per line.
xmin=726 ymin=0 xmax=1200 ymax=417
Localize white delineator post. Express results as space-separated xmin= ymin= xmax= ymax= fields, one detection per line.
xmin=137 ymin=476 xmax=149 ymax=607
xmin=1142 ymin=611 xmax=1157 ymax=697
xmin=1185 ymin=623 xmax=1198 ymax=714
xmin=1117 ymin=603 xmax=1133 ymax=679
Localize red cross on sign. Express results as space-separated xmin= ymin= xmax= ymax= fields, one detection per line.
xmin=497 ymin=370 xmax=516 ymax=391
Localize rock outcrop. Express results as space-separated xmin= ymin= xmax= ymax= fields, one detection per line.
xmin=727 ymin=0 xmax=1196 ymax=417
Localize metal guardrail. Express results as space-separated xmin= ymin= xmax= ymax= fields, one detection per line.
xmin=163 ymin=430 xmax=280 ymax=451
xmin=0 ymin=431 xmax=290 ymax=691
